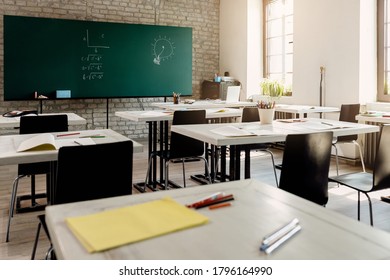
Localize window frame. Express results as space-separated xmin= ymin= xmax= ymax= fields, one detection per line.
xmin=263 ymin=0 xmax=293 ymax=95
xmin=378 ymin=0 xmax=390 ymax=101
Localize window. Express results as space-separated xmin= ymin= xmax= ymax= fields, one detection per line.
xmin=379 ymin=0 xmax=390 ymax=101
xmin=263 ymin=0 xmax=293 ymax=94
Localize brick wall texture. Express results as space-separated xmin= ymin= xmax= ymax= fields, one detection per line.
xmin=0 ymin=0 xmax=220 ymax=138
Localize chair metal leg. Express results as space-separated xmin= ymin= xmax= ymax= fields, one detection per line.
xmin=263 ymin=150 xmax=279 ymax=187
xmin=362 ymin=192 xmax=373 ymax=226
xmin=357 ymin=191 xmax=361 ymax=221
xmin=6 ymin=175 xmax=25 ymax=242
xmin=31 ymin=222 xmax=42 ymax=260
xmin=144 ymin=153 xmax=154 ymax=191
xmin=164 ymin=158 xmax=186 ymax=189
xmin=198 ymin=156 xmax=212 ymax=184
xmin=45 ymin=245 xmax=55 ymax=260
xmin=353 ymin=140 xmax=365 ymax=172
xmin=165 ymin=156 xmax=212 ymax=189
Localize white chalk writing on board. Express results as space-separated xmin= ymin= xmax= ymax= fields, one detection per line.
xmin=81 ymin=30 xmax=110 ymax=80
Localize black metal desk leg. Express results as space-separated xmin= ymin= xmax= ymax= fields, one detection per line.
xmin=220 ymin=146 xmax=227 ymax=182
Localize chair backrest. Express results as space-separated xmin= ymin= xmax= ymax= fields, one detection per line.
xmin=169 ymin=110 xmax=206 ymax=159
xmin=53 ymin=141 xmax=133 ymax=205
xmin=373 ymin=124 xmax=390 ymax=190
xmin=18 ymin=114 xmax=69 ymax=175
xmin=278 ymin=131 xmax=333 ymax=205
xmin=337 ymin=104 xmax=360 ymax=142
xmin=20 ymin=114 xmax=68 ymax=134
xmin=241 ymin=107 xmax=260 ymax=123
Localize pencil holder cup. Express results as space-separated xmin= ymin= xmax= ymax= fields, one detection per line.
xmin=258 ymin=108 xmax=275 ymax=124
xmin=173 ymin=95 xmax=180 ymax=104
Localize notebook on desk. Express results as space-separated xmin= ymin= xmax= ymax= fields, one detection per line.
xmin=225 ymin=86 xmax=241 ymax=103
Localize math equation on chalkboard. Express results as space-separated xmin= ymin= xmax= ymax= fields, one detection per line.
xmin=81 ymin=29 xmax=110 ymax=81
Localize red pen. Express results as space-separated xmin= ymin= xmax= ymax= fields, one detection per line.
xmin=186 ymin=192 xmax=225 ymax=208
xmin=193 ymin=194 xmax=234 ymax=209
xmin=209 ymin=202 xmax=231 ymax=210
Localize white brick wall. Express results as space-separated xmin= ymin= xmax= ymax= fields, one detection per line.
xmin=0 ymin=0 xmax=220 ymax=138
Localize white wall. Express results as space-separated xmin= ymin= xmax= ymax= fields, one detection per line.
xmin=220 ymin=0 xmax=377 ymax=108
xmin=293 ymin=0 xmax=360 ymax=109
xmin=219 ymin=0 xmax=248 ymax=100
xmin=359 ymin=0 xmax=377 ymax=105
xmin=246 ymin=0 xmax=262 ymax=97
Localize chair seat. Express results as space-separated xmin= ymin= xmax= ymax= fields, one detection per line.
xmin=329 ymin=172 xmax=373 ymax=192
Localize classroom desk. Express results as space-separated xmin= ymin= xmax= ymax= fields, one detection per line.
xmin=0 ymin=112 xmax=87 ymax=129
xmin=151 ymin=100 xmax=256 ymax=110
xmin=0 ymin=129 xmax=143 ymax=204
xmin=0 ymin=129 xmax=143 ymax=166
xmin=275 ymin=104 xmax=340 ymax=118
xmin=45 ymin=178 xmax=390 ymax=260
xmin=171 ymin=118 xmax=379 ymax=181
xmin=151 ymin=101 xmax=340 ymax=119
xmin=115 ymin=109 xmax=242 ymax=192
xmin=115 ymin=108 xmax=242 ymax=122
xmin=2 ymin=129 xmax=143 ymax=241
xmin=356 ymin=112 xmax=390 ymax=124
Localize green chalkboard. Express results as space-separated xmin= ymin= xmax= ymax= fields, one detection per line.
xmin=3 ymin=15 xmax=192 ymax=100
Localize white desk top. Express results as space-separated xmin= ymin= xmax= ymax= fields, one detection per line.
xmin=151 ymin=102 xmax=339 ymax=116
xmin=151 ymin=101 xmax=256 ymax=110
xmin=275 ymin=104 xmax=340 ymax=117
xmin=171 ymin=118 xmax=380 ymax=146
xmin=0 ymin=112 xmax=86 ymax=128
xmin=45 ymin=178 xmax=390 ymax=260
xmin=0 ymin=129 xmax=143 ymax=166
xmin=356 ymin=112 xmax=390 ymax=124
xmin=115 ymin=108 xmax=242 ymax=122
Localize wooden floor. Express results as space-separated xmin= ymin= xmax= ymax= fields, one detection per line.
xmin=1 ymin=139 xmax=390 ymax=260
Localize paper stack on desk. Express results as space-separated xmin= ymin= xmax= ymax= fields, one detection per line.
xmin=66 ymin=197 xmax=209 ymax=253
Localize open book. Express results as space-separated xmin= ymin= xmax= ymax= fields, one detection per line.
xmin=17 ymin=133 xmax=95 ymax=152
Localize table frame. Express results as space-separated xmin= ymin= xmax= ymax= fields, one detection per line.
xmin=115 ymin=109 xmax=242 ymax=192
xmin=171 ymin=119 xmax=380 ymax=181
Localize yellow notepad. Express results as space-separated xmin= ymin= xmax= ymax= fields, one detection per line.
xmin=66 ymin=197 xmax=209 ymax=253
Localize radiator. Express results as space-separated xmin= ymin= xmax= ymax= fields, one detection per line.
xmin=363 ymin=122 xmax=380 ymax=168
xmin=275 ymin=111 xmax=294 ymax=119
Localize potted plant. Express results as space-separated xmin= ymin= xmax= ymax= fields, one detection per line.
xmin=257 ymin=78 xmax=285 ymax=124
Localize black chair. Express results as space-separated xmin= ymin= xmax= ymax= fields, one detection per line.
xmin=278 ymin=131 xmax=333 ymax=206
xmin=6 ymin=114 xmax=68 ymax=242
xmin=235 ymin=107 xmax=278 ymax=185
xmin=333 ymin=104 xmax=365 ymax=175
xmin=329 ymin=124 xmax=390 ymax=226
xmin=31 ymin=140 xmax=134 ymax=259
xmin=145 ymin=110 xmax=212 ymax=190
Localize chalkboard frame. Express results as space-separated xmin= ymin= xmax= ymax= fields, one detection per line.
xmin=3 ymin=15 xmax=193 ymax=101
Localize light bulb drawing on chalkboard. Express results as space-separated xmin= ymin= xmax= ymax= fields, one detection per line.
xmin=152 ymin=36 xmax=175 ymax=65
